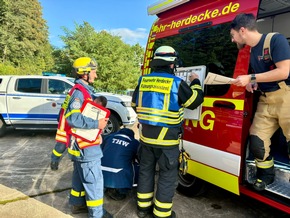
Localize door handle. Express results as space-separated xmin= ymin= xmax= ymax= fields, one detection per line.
xmin=213 ymin=101 xmax=235 ymax=110
xmin=12 ymin=97 xmax=21 ymax=99
xmin=46 ymin=99 xmax=54 ymax=101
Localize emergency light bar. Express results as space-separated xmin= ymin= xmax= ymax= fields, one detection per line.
xmin=147 ymin=0 xmax=190 ymax=15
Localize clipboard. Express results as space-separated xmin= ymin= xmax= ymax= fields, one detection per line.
xmin=175 ymin=65 xmax=206 ymax=120
xmin=71 ymin=100 xmax=111 ymax=142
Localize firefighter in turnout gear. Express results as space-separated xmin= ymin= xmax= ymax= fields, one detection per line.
xmin=230 ymin=13 xmax=290 ymax=191
xmin=131 ymin=46 xmax=204 ymax=218
xmin=62 ymin=57 xmax=112 ymax=218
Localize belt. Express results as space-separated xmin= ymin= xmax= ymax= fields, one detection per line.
xmin=260 ymin=86 xmax=280 ymax=93
xmin=259 ymin=84 xmax=290 ymax=96
xmin=261 ymin=80 xmax=290 ymax=92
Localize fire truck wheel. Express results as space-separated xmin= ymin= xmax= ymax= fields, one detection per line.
xmin=177 ymin=173 xmax=206 ymax=197
xmin=0 ymin=117 xmax=6 ymax=137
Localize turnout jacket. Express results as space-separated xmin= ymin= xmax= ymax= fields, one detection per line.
xmin=132 ymin=71 xmax=204 ymax=147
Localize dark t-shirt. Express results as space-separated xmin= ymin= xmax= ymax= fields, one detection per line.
xmin=250 ymin=33 xmax=290 ymax=92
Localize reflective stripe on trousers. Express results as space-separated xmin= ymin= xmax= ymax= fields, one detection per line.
xmin=51 ymin=141 xmax=66 ymax=162
xmin=137 ymin=143 xmax=179 ymax=217
xmin=250 ymin=82 xmax=290 ymax=160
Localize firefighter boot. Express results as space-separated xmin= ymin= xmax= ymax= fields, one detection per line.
xmin=137 ymin=206 xmax=153 ymax=218
xmin=253 ymin=160 xmax=275 ymax=191
xmin=170 ymin=211 xmax=177 ymax=218
xmin=102 ymin=209 xmax=113 ymax=218
xmin=71 ymin=205 xmax=88 ymax=214
xmin=147 ymin=211 xmax=176 ymax=218
xmin=50 ymin=161 xmax=59 ymax=171
xmin=107 ymin=188 xmax=126 ymax=201
xmin=137 ymin=211 xmax=153 ymax=218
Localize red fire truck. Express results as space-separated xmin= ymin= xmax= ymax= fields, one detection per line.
xmin=144 ymin=0 xmax=290 ymax=213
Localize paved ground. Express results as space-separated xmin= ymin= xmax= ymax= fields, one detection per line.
xmin=0 ymin=126 xmax=288 ymax=218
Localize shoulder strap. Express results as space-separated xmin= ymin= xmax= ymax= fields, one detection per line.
xmin=70 ymin=84 xmax=91 ymax=100
xmin=263 ymin=32 xmax=278 ymax=61
xmin=62 ymin=84 xmax=93 ymax=143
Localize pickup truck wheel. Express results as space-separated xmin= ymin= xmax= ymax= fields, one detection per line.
xmin=0 ymin=117 xmax=6 ymax=137
xmin=176 ymin=172 xmax=206 ymax=197
xmin=102 ymin=114 xmax=120 ymax=136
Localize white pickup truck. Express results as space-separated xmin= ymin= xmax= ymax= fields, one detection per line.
xmin=0 ymin=75 xmax=137 ymax=137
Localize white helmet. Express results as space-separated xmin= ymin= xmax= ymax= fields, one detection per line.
xmin=150 ymin=46 xmax=177 ymax=68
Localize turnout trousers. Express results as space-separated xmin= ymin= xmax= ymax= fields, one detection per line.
xmin=137 ymin=142 xmax=179 ymax=218
xmin=250 ymin=82 xmax=290 ymax=160
xmin=69 ymin=160 xmax=104 ymax=218
xmin=250 ymin=82 xmax=290 ymax=182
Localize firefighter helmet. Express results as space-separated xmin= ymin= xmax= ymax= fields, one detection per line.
xmin=72 ymin=57 xmax=97 ymax=75
xmin=149 ymin=46 xmax=177 ymax=68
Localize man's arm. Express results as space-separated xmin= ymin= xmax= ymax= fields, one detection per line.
xmin=232 ymin=34 xmax=290 ymax=87
xmin=255 ymin=59 xmax=290 ymax=82
xmin=231 ymin=59 xmax=290 ymax=87
xmin=65 ymin=90 xmax=106 ymax=129
xmin=178 ymin=76 xmax=204 ymax=110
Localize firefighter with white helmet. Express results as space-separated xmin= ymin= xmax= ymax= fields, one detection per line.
xmin=132 ymin=46 xmax=204 ymax=218
xmin=59 ymin=57 xmax=112 ymax=217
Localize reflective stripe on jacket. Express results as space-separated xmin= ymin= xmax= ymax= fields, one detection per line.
xmin=55 ymin=84 xmax=90 ymax=146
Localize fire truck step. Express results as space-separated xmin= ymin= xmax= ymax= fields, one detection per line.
xmin=246 ymin=161 xmax=290 ymax=199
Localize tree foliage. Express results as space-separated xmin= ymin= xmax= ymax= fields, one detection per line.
xmin=0 ymin=1 xmax=145 ymax=92
xmin=55 ymin=22 xmax=144 ymax=91
xmin=0 ymin=0 xmax=54 ymax=74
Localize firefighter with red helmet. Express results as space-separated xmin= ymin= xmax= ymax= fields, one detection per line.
xmin=132 ymin=46 xmax=204 ymax=218
xmin=60 ymin=57 xmax=112 ymax=217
